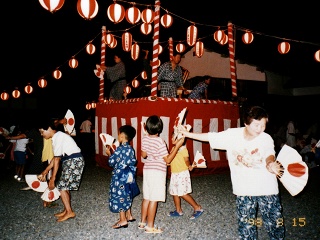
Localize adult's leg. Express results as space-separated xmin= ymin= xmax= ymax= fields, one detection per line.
xmin=56 ymin=190 xmax=75 ymax=222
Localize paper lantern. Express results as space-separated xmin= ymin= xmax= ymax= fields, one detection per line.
xmin=141 ymin=70 xmax=147 ymax=80
xmin=132 ymin=79 xmax=140 ymax=88
xmin=219 ymin=34 xmax=228 ymax=45
xmin=39 ymin=0 xmax=65 ymax=13
xmin=122 ymin=32 xmax=132 ymax=52
xmin=24 ymin=84 xmax=33 ymax=94
xmin=187 ymin=25 xmax=197 ymax=46
xmin=1 ymin=92 xmax=9 ymax=100
xmin=108 ymin=37 xmax=117 ymax=49
xmin=160 ymin=13 xmax=173 ymax=28
xmin=107 ymin=3 xmax=125 ymax=24
xmin=86 ymin=102 xmax=92 ymax=110
xmin=140 ymin=23 xmax=152 ymax=35
xmin=12 ymin=89 xmax=20 ymax=98
xmin=104 ymin=33 xmax=114 ymax=45
xmin=213 ymin=29 xmax=226 ymax=43
xmin=91 ymin=102 xmax=96 ymax=108
xmin=86 ymin=42 xmax=96 ymax=54
xmin=314 ymin=50 xmax=320 ymax=62
xmin=278 ymin=41 xmax=290 ymax=54
xmin=53 ymin=69 xmax=62 ymax=79
xmin=242 ymin=31 xmax=254 ymax=44
xmin=131 ymin=43 xmax=140 ymax=61
xmin=176 ymin=43 xmax=186 ymax=53
xmin=69 ymin=57 xmax=78 ymax=68
xmin=124 ymin=86 xmax=131 ymax=94
xmin=125 ymin=6 xmax=141 ymax=24
xmin=158 ymin=45 xmax=163 ymax=54
xmin=77 ymin=0 xmax=98 ymax=20
xmin=194 ymin=41 xmax=204 ymax=57
xmin=38 ymin=78 xmax=47 ymax=88
xmin=141 ymin=8 xmax=154 ymax=23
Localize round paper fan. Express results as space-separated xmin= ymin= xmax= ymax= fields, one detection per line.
xmin=41 ymin=187 xmax=60 ymax=202
xmin=25 ymin=174 xmax=48 ymax=192
xmin=64 ymin=109 xmax=75 ymax=134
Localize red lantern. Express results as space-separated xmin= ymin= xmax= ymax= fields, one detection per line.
xmin=314 ymin=50 xmax=320 ymax=62
xmin=141 ymin=8 xmax=154 ymax=23
xmin=38 ymin=78 xmax=47 ymax=88
xmin=176 ymin=43 xmax=185 ymax=53
xmin=122 ymin=32 xmax=132 ymax=52
xmin=131 ymin=43 xmax=140 ymax=61
xmin=242 ymin=32 xmax=254 ymax=44
xmin=53 ymin=69 xmax=62 ymax=79
xmin=141 ymin=70 xmax=147 ymax=80
xmin=194 ymin=41 xmax=204 ymax=58
xmin=140 ymin=23 xmax=152 ymax=35
xmin=86 ymin=103 xmax=92 ymax=110
xmin=278 ymin=41 xmax=290 ymax=54
xmin=124 ymin=86 xmax=131 ymax=94
xmin=24 ymin=84 xmax=33 ymax=94
xmin=132 ymin=79 xmax=140 ymax=88
xmin=160 ymin=14 xmax=173 ymax=28
xmin=187 ymin=25 xmax=197 ymax=46
xmin=91 ymin=102 xmax=96 ymax=108
xmin=69 ymin=57 xmax=78 ymax=69
xmin=1 ymin=92 xmax=9 ymax=100
xmin=77 ymin=0 xmax=98 ymax=20
xmin=108 ymin=37 xmax=117 ymax=49
xmin=107 ymin=3 xmax=125 ymax=24
xmin=213 ymin=29 xmax=226 ymax=43
xmin=219 ymin=34 xmax=228 ymax=45
xmin=86 ymin=42 xmax=96 ymax=54
xmin=39 ymin=0 xmax=65 ymax=13
xmin=125 ymin=6 xmax=141 ymax=24
xmin=104 ymin=33 xmax=114 ymax=45
xmin=12 ymin=89 xmax=20 ymax=99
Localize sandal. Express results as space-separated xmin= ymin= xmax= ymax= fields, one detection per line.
xmin=145 ymin=226 xmax=163 ymax=234
xmin=138 ymin=222 xmax=146 ymax=229
xmin=190 ymin=209 xmax=204 ymax=220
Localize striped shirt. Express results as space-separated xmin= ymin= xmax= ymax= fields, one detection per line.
xmin=141 ymin=135 xmax=168 ymax=172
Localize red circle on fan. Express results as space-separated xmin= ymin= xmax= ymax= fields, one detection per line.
xmin=288 ymin=163 xmax=306 ymax=177
xmin=68 ymin=118 xmax=74 ymax=126
xmin=32 ymin=181 xmax=40 ymax=189
xmin=48 ymin=191 xmax=55 ymax=200
xmin=198 ymin=159 xmax=205 ymax=164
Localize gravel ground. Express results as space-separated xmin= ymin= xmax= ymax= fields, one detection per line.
xmin=0 ymin=158 xmax=319 ymax=240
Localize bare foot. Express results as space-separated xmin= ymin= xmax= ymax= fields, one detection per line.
xmin=54 ymin=210 xmax=66 ymax=218
xmin=57 ymin=212 xmax=76 ymax=222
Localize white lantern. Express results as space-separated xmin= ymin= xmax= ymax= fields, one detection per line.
xmin=86 ymin=42 xmax=96 ymax=54
xmin=77 ymin=0 xmax=98 ymax=20
xmin=187 ymin=25 xmax=197 ymax=46
xmin=69 ymin=57 xmax=78 ymax=69
xmin=107 ymin=3 xmax=125 ymax=24
xmin=1 ymin=92 xmax=9 ymax=100
xmin=242 ymin=32 xmax=254 ymax=44
xmin=24 ymin=84 xmax=33 ymax=94
xmin=160 ymin=14 xmax=173 ymax=28
xmin=53 ymin=69 xmax=62 ymax=79
xmin=131 ymin=43 xmax=140 ymax=61
xmin=39 ymin=0 xmax=65 ymax=13
xmin=141 ymin=8 xmax=154 ymax=23
xmin=12 ymin=89 xmax=20 ymax=98
xmin=278 ymin=42 xmax=290 ymax=54
xmin=140 ymin=23 xmax=152 ymax=35
xmin=125 ymin=5 xmax=141 ymax=24
xmin=38 ymin=78 xmax=47 ymax=88
xmin=122 ymin=32 xmax=132 ymax=52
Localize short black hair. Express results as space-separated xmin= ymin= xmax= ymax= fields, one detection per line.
xmin=242 ymin=106 xmax=269 ymax=125
xmin=119 ymin=125 xmax=136 ymax=142
xmin=145 ymin=115 xmax=163 ymax=135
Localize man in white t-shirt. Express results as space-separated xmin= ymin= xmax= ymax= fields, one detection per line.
xmin=179 ymin=106 xmax=285 ymax=240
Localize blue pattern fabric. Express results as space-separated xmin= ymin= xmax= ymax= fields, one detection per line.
xmin=188 ymin=81 xmax=208 ymax=99
xmin=108 ymin=142 xmax=137 ymax=213
xmin=158 ymin=61 xmax=184 ymax=97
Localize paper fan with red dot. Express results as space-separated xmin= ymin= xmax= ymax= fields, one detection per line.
xmin=25 ymin=174 xmax=48 ymax=192
xmin=64 ymin=109 xmax=75 ymax=135
xmin=276 ymin=144 xmax=309 ymax=196
xmin=41 ymin=187 xmax=60 ymax=202
xmin=193 ymin=150 xmax=207 ymax=168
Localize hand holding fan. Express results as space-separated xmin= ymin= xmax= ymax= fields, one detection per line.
xmin=64 ymin=109 xmax=75 ymax=135
xmin=193 ymin=150 xmax=207 ymax=168
xmin=25 ymin=174 xmax=48 ymax=192
xmin=99 ymin=133 xmax=119 ymax=151
xmin=275 ymin=144 xmax=309 ymax=196
xmin=173 ymin=107 xmax=188 ymax=140
xmin=41 ymin=187 xmax=60 ymax=202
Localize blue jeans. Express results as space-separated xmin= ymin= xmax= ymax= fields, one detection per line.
xmin=236 ymin=195 xmax=285 ymax=240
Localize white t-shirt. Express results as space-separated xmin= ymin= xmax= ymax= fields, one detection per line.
xmin=208 ymin=127 xmax=278 ymax=196
xmin=80 ymin=120 xmax=92 ymax=133
xmin=14 ymin=138 xmax=29 ymax=152
xmin=52 ymin=131 xmax=81 ymax=157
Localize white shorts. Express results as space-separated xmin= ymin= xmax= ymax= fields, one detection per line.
xmin=143 ymin=169 xmax=166 ymax=202
xmin=169 ymin=169 xmax=192 ymax=196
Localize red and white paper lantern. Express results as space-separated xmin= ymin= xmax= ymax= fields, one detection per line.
xmin=242 ymin=31 xmax=254 ymax=44
xmin=53 ymin=69 xmax=62 ymax=79
xmin=176 ymin=43 xmax=186 ymax=53
xmin=86 ymin=102 xmax=92 ymax=110
xmin=39 ymin=0 xmax=65 ymax=13
xmin=1 ymin=92 xmax=9 ymax=100
xmin=122 ymin=32 xmax=132 ymax=52
xmin=278 ymin=41 xmax=290 ymax=54
xmin=160 ymin=13 xmax=173 ymax=28
xmin=12 ymin=89 xmax=20 ymax=98
xmin=141 ymin=8 xmax=154 ymax=23
xmin=86 ymin=42 xmax=96 ymax=54
xmin=107 ymin=3 xmax=125 ymax=24
xmin=213 ymin=29 xmax=226 ymax=43
xmin=77 ymin=0 xmax=99 ymax=20
xmin=69 ymin=57 xmax=78 ymax=68
xmin=108 ymin=37 xmax=117 ymax=48
xmin=194 ymin=41 xmax=204 ymax=57
xmin=314 ymin=50 xmax=320 ymax=62
xmin=132 ymin=79 xmax=140 ymax=88
xmin=141 ymin=70 xmax=147 ymax=80
xmin=131 ymin=43 xmax=140 ymax=60
xmin=38 ymin=78 xmax=47 ymax=88
xmin=24 ymin=84 xmax=33 ymax=94
xmin=187 ymin=25 xmax=197 ymax=46
xmin=140 ymin=23 xmax=152 ymax=35
xmin=124 ymin=86 xmax=131 ymax=94
xmin=104 ymin=33 xmax=114 ymax=45
xmin=91 ymin=102 xmax=96 ymax=108
xmin=219 ymin=34 xmax=228 ymax=45
xmin=125 ymin=6 xmax=141 ymax=24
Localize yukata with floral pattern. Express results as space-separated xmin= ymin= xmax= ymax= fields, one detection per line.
xmin=108 ymin=142 xmax=137 ymax=213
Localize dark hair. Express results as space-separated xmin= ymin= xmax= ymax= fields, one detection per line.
xmin=242 ymin=106 xmax=269 ymax=125
xmin=119 ymin=125 xmax=136 ymax=142
xmin=41 ymin=118 xmax=64 ymax=132
xmin=145 ymin=115 xmax=163 ymax=135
